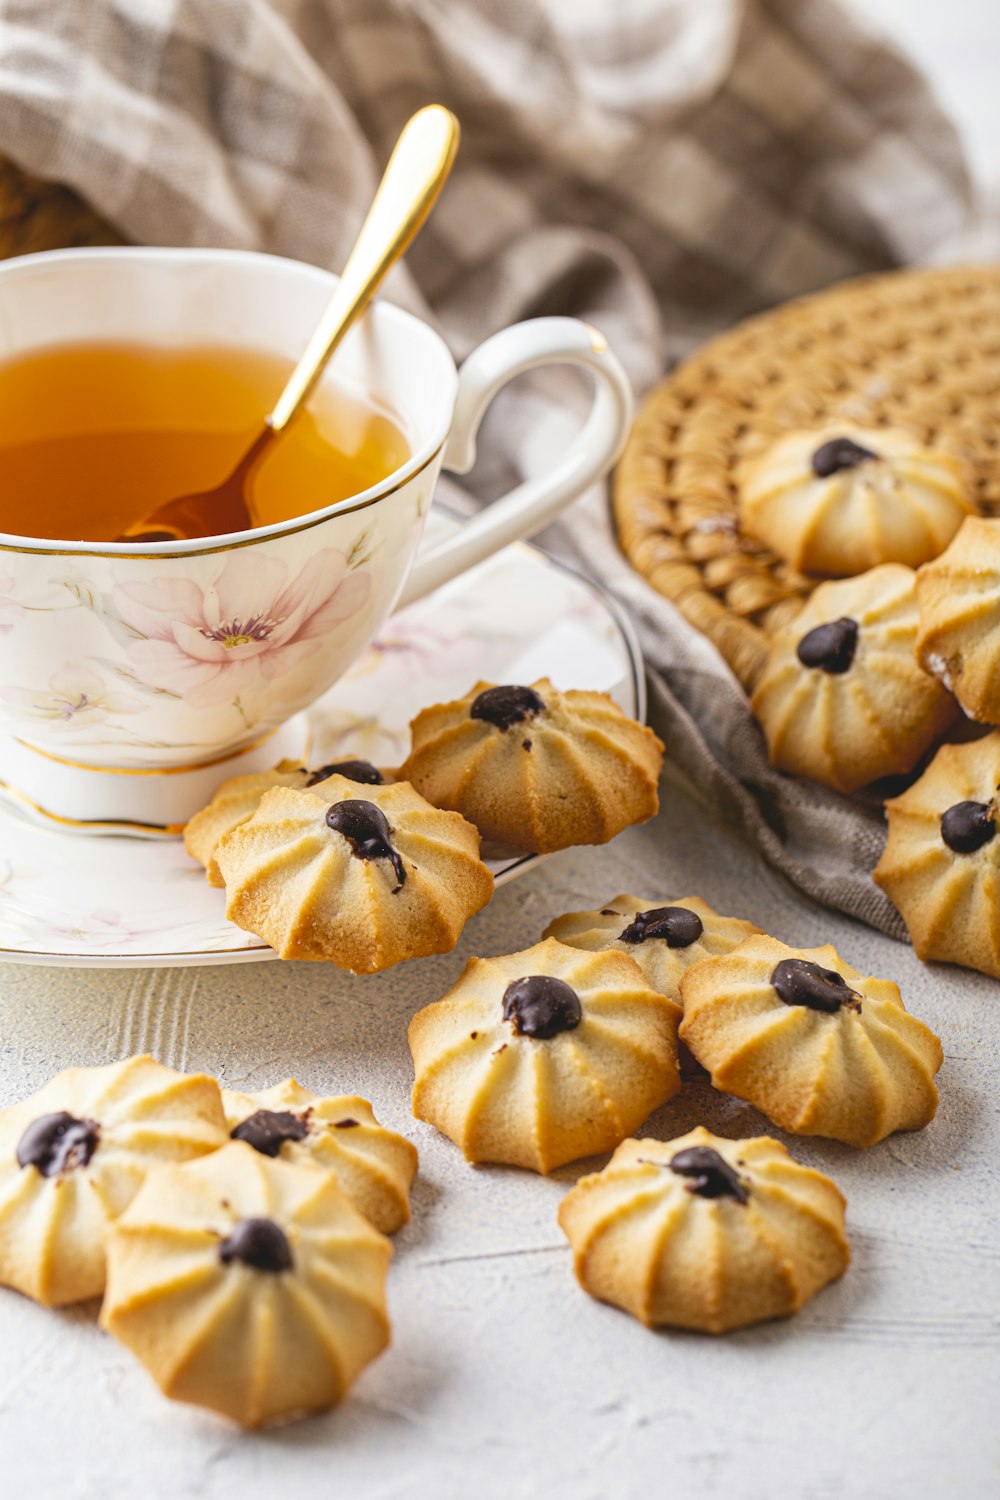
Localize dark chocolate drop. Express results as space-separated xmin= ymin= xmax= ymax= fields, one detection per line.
xmin=618 ymin=905 xmax=704 ymax=948
xmin=326 ymin=799 xmax=406 ymax=890
xmin=16 ymin=1111 xmax=100 ymax=1177
xmin=334 ymin=1118 xmax=360 ymax=1129
xmin=669 ymin=1145 xmax=748 ymax=1203
xmin=306 ymin=759 xmax=384 ymax=788
xmin=796 ymin=616 xmax=858 ymax=674
xmin=502 ymin=975 xmax=582 ymax=1039
xmin=230 ymin=1109 xmax=308 ymax=1158
xmin=219 ymin=1217 xmax=293 ymax=1273
xmin=771 ymin=957 xmax=856 ymax=1013
xmin=470 ymin=684 xmax=545 ymax=732
xmin=811 ymin=436 xmax=878 ymax=478
xmin=941 ymin=800 xmax=996 ymax=854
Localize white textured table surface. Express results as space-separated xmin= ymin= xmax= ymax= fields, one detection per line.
xmin=1 ymin=760 xmax=997 ymax=1500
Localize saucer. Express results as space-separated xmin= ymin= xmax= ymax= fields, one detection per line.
xmin=0 ymin=512 xmax=644 ymax=967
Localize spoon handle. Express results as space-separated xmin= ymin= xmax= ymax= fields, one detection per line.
xmin=269 ymin=104 xmax=460 ymax=434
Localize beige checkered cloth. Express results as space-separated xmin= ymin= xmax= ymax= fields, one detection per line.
xmin=0 ymin=0 xmax=974 ymax=938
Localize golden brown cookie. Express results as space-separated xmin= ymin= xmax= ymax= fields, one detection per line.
xmin=223 ymin=1079 xmax=417 ymax=1234
xmin=916 ymin=516 xmax=1000 ymax=724
xmin=185 ymin=758 xmax=390 ymax=886
xmin=679 ymin=935 xmax=943 ymax=1147
xmin=558 ymin=1126 xmax=849 ymax=1333
xmin=0 ymin=1055 xmax=227 ymax=1306
xmin=215 ymin=777 xmax=493 ymax=970
xmin=101 ymin=1142 xmax=391 ymax=1428
xmin=400 ymin=678 xmax=663 ymax=852
xmin=409 ymin=937 xmax=681 ymax=1173
xmin=874 ymin=732 xmax=1000 ymax=979
xmin=751 ymin=564 xmax=958 ymax=792
xmin=543 ymin=895 xmax=760 ymax=1004
xmin=738 ymin=425 xmax=973 ymax=576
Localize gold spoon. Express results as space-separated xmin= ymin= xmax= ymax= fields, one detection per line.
xmin=119 ymin=105 xmax=460 ymax=543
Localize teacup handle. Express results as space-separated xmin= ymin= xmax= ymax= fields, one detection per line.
xmin=397 ymin=316 xmax=633 ymax=608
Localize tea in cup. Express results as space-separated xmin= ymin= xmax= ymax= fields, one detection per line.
xmin=0 ymin=246 xmax=632 ymax=832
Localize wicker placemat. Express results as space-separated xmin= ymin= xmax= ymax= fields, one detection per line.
xmin=614 ymin=264 xmax=1000 ymax=691
xmin=0 ymin=156 xmax=122 ymax=259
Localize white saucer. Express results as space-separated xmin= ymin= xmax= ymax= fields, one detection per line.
xmin=0 ymin=512 xmax=644 ymax=967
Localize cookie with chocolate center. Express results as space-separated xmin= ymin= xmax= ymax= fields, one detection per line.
xmin=751 ymin=564 xmax=957 ymax=794
xmin=409 ymin=938 xmax=680 ymax=1173
xmin=875 ymin=731 xmax=1000 ymax=979
xmin=679 ymin=934 xmax=942 ymax=1147
xmin=738 ymin=424 xmax=973 ymax=576
xmin=559 ymin=1127 xmax=849 ymax=1333
xmin=0 ymin=1055 xmax=227 ymax=1306
xmin=101 ymin=1143 xmax=391 ymax=1428
xmin=223 ymin=1079 xmax=417 ymax=1234
xmin=401 ymin=677 xmax=663 ymax=853
xmin=214 ymin=777 xmax=493 ymax=971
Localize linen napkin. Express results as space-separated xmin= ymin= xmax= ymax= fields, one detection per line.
xmin=0 ymin=0 xmax=975 ymax=938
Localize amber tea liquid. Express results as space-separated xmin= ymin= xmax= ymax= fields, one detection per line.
xmin=0 ymin=341 xmax=410 ymax=542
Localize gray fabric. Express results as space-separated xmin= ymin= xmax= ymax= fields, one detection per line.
xmin=0 ymin=0 xmax=974 ymax=938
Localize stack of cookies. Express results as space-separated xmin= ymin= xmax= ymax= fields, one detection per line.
xmin=0 ymin=1055 xmax=418 ymax=1427
xmin=744 ymin=464 xmax=1000 ymax=982
xmin=742 ymin=426 xmax=972 ymax=799
xmin=183 ymin=677 xmax=664 ymax=974
xmin=613 ymin=264 xmax=1000 ymax=983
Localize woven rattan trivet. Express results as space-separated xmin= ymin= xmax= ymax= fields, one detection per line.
xmin=0 ymin=156 xmax=121 ymax=259
xmin=614 ymin=264 xmax=1000 ymax=692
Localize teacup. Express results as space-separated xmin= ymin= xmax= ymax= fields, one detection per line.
xmin=0 ymin=247 xmax=632 ymax=833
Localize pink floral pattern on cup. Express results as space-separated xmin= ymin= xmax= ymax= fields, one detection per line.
xmin=112 ymin=550 xmax=371 ymax=709
xmin=0 ymin=663 xmax=143 ymax=729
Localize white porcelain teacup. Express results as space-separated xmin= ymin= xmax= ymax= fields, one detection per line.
xmin=0 ymin=247 xmax=632 ymax=833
